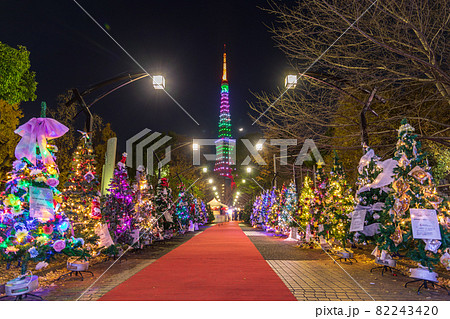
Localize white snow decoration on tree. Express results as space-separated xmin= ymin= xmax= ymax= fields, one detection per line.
xmin=358 ymin=159 xmax=398 ymax=193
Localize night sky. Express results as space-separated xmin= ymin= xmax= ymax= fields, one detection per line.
xmin=1 ymin=0 xmax=292 ymax=151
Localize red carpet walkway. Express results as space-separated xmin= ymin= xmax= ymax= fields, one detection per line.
xmin=100 ymin=222 xmax=296 ymax=300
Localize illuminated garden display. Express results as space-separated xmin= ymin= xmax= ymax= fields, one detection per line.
xmin=101 ymin=153 xmax=137 ymax=246
xmin=62 ymin=132 xmax=101 ymax=249
xmin=0 ymin=104 xmax=86 ymax=274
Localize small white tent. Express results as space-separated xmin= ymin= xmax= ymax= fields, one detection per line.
xmin=207 ymin=198 xmax=228 ymax=222
xmin=207 ymin=198 xmax=228 ymax=209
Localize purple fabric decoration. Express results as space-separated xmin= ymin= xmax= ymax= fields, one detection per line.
xmin=14 ymin=117 xmax=69 ymax=165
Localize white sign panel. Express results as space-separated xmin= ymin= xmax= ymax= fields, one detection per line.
xmin=95 ymin=223 xmax=114 ymax=247
xmin=131 ymin=229 xmax=140 ymax=244
xmin=350 ymin=210 xmax=367 ymax=232
xmin=163 ymin=211 xmax=173 ymax=223
xmin=305 ymin=224 xmax=311 ymax=242
xmin=410 ymin=209 xmax=441 ymax=240
xmin=29 ymin=186 xmax=54 ymax=222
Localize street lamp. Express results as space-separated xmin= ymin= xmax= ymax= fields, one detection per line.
xmin=285 ymin=75 xmax=297 ymax=89
xmin=152 ymin=75 xmax=165 ymax=89
xmin=242 ymin=179 xmax=246 ymax=183
xmin=282 ymin=72 xmax=385 ymax=146
xmin=213 ymin=186 xmax=217 ymax=191
xmin=66 ymin=72 xmax=169 ymax=133
xmin=246 ymin=167 xmax=252 ymax=173
xmin=202 ymin=167 xmax=208 ymax=173
xmin=208 ymin=178 xmax=213 ymax=184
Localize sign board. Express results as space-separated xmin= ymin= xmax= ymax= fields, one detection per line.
xmin=95 ymin=223 xmax=114 ymax=247
xmin=131 ymin=229 xmax=140 ymax=244
xmin=29 ymin=186 xmax=54 ymax=222
xmin=350 ymin=210 xmax=367 ymax=232
xmin=410 ymin=209 xmax=441 ymax=240
xmin=305 ymin=224 xmax=311 ymax=242
xmin=163 ymin=211 xmax=173 ymax=223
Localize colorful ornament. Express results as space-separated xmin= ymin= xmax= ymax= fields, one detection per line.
xmin=90 ymin=197 xmax=102 ymax=220
xmin=424 ymin=239 xmax=441 ymax=253
xmin=408 ymin=166 xmax=430 ymax=184
xmin=84 ymin=171 xmax=95 ymax=183
xmin=440 ymin=251 xmax=450 ymax=270
xmin=390 ymin=225 xmax=403 ymax=246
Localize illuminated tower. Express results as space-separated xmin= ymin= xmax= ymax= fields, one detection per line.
xmin=214 ymin=47 xmax=235 ymax=204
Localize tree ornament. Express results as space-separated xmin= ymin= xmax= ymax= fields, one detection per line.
xmin=440 ymin=251 xmax=450 ymax=270
xmin=428 ymin=196 xmax=443 ymax=210
xmin=398 ymin=154 xmax=410 ymax=168
xmin=390 ymin=225 xmax=403 ymax=246
xmin=392 ymin=195 xmax=410 ymax=217
xmin=120 ymin=152 xmax=127 ymax=164
xmin=90 ymin=196 xmax=102 ymax=220
xmin=408 ymin=166 xmax=431 ymax=184
xmin=392 ymin=178 xmax=409 ymax=195
xmin=160 ymin=178 xmax=169 ymax=187
xmin=14 ymin=117 xmax=69 ymax=166
xmin=423 ymin=239 xmax=441 ymax=253
xmin=84 ymin=171 xmax=95 ymax=183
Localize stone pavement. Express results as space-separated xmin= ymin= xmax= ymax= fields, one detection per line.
xmin=0 ymin=228 xmax=204 ymax=301
xmin=241 ymin=224 xmax=450 ymax=301
xmin=2 ymin=223 xmax=449 ymax=301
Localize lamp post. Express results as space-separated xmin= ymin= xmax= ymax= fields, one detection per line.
xmin=284 ymin=72 xmax=385 ymax=147
xmin=66 ymin=72 xmax=166 ymax=132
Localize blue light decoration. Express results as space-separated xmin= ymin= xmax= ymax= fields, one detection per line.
xmin=58 ymin=220 xmax=70 ymax=232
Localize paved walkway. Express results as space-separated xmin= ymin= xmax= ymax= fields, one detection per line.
xmin=242 ymin=224 xmax=450 ymax=301
xmin=0 ymin=229 xmax=202 ymax=301
xmin=2 ymin=222 xmax=449 ymax=301
xmin=99 ymin=222 xmax=295 ymax=300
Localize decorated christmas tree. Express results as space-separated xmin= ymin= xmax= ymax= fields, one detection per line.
xmin=310 ymin=163 xmax=329 ymax=240
xmin=191 ymin=198 xmax=200 ymax=226
xmin=377 ymin=120 xmax=450 ymax=271
xmin=267 ymin=188 xmax=281 ymax=231
xmin=297 ymin=176 xmax=314 ymax=230
xmin=321 ymin=153 xmax=355 ymax=248
xmin=251 ymin=195 xmax=262 ymax=227
xmin=206 ymin=203 xmax=215 ymax=223
xmin=133 ymin=165 xmax=154 ymax=245
xmin=199 ymin=200 xmax=208 ymax=224
xmin=101 ymin=153 xmax=136 ymax=246
xmin=352 ymin=146 xmax=393 ymax=245
xmin=192 ymin=198 xmax=206 ymax=227
xmin=154 ymin=177 xmax=176 ymax=235
xmin=278 ymin=183 xmax=295 ymax=233
xmin=175 ymin=183 xmax=193 ymax=229
xmin=0 ymin=104 xmax=85 ymax=274
xmin=62 ymin=132 xmax=101 ymax=247
xmin=261 ymin=188 xmax=276 ymax=229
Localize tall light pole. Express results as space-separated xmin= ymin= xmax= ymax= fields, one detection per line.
xmin=285 ymin=72 xmax=385 ymax=148
xmin=66 ymin=72 xmax=166 ymax=132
